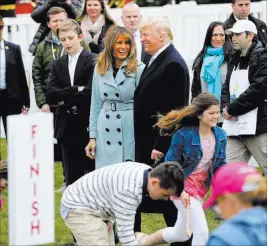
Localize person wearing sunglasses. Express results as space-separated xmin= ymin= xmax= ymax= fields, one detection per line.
xmin=204 ymin=162 xmax=267 ymax=246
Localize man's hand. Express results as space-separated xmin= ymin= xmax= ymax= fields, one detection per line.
xmin=135 ymin=232 xmax=148 ymax=246
xmin=21 ymin=106 xmax=29 ymax=115
xmin=151 ymin=149 xmax=164 ymax=162
xmin=41 ymin=104 xmax=50 ymax=113
xmin=180 ymin=190 xmax=191 ymax=208
xmin=85 ymin=139 xmax=96 ymax=159
xmin=222 ymin=107 xmax=232 ymax=120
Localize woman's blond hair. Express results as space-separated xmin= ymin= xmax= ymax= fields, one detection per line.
xmin=96 ymin=26 xmax=137 ymax=76
xmin=155 ymin=93 xmax=219 ymax=136
xmin=236 ymin=175 xmax=267 ymax=207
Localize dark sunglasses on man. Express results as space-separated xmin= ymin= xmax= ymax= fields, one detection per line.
xmin=0 ymin=25 xmax=4 ymax=30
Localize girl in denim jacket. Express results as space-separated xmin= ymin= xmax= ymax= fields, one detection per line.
xmin=136 ymin=93 xmax=227 ymax=246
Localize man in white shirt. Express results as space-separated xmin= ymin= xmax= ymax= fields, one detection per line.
xmin=47 ymin=19 xmax=96 ymax=186
xmin=121 ymin=2 xmax=151 ymax=64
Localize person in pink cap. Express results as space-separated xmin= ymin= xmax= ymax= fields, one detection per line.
xmin=204 ymin=162 xmax=267 ymax=246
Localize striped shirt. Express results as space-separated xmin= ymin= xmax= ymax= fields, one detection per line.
xmin=61 ymin=162 xmax=151 ymax=245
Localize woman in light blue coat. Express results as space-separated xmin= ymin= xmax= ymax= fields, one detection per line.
xmin=85 ymin=26 xmax=145 ymax=169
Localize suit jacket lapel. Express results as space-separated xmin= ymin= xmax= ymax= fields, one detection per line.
xmin=135 ymin=44 xmax=174 ymax=93
xmin=135 ymin=62 xmax=156 ymax=93
xmin=4 ymin=41 xmax=10 ymax=69
xmin=61 ymin=55 xmax=71 ymax=86
xmin=141 ymin=44 xmax=145 ymax=62
xmin=74 ymin=49 xmax=85 ymax=85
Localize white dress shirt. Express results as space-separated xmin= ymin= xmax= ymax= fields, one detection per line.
xmin=68 ymin=48 xmax=83 ymax=86
xmin=148 ymin=42 xmax=170 ymax=67
xmin=234 ymin=15 xmax=248 ymax=22
xmin=0 ymin=39 xmax=6 ymax=89
xmin=134 ymin=30 xmax=142 ymax=61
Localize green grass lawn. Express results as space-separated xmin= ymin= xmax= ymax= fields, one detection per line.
xmin=0 ymin=138 xmax=221 ymax=245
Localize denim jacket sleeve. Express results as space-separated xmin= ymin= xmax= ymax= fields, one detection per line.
xmin=216 ymin=137 xmax=227 ymax=172
xmin=165 ymin=131 xmax=184 ymax=163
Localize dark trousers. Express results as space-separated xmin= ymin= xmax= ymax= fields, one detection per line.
xmin=0 ymin=89 xmax=21 ymax=139
xmin=60 ymin=115 xmax=95 ymax=186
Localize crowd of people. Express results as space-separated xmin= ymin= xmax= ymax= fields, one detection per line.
xmin=0 ymin=0 xmax=267 ymax=245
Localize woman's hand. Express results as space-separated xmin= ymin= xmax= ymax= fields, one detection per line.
xmin=180 ymin=190 xmax=191 ymax=208
xmin=85 ymin=139 xmax=96 ymax=159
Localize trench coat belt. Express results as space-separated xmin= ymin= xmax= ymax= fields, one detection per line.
xmin=103 ymin=101 xmax=133 ymax=111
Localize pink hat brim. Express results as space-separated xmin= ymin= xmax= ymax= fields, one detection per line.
xmin=203 ymin=193 xmax=217 ymax=209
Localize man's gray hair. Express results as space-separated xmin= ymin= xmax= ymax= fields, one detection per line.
xmin=140 ymin=17 xmax=173 ymax=41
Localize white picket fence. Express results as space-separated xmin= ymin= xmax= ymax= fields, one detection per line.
xmin=0 ymin=1 xmax=266 ymax=167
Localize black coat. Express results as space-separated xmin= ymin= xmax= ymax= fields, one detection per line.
xmin=134 ymin=44 xmax=190 ymax=165
xmin=4 ymin=41 xmax=30 ymax=108
xmin=28 ymin=0 xmax=81 ymax=55
xmin=221 ymin=41 xmax=267 ymax=135
xmin=46 ymin=49 xmax=96 ymax=140
xmin=224 ymin=13 xmax=267 ymax=47
xmin=191 ymin=52 xmax=232 ymax=100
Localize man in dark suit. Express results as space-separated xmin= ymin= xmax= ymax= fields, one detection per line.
xmin=224 ymin=0 xmax=267 ymax=47
xmin=133 ymin=18 xmax=191 ymax=246
xmin=121 ymin=2 xmax=151 ymax=64
xmin=47 ymin=19 xmax=96 ymax=186
xmin=0 ymin=15 xmax=30 ymax=138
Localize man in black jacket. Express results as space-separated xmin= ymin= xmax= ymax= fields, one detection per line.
xmin=47 ymin=19 xmax=96 ymax=186
xmin=224 ymin=0 xmax=267 ymax=47
xmin=0 ymin=15 xmax=30 ymax=138
xmin=29 ymin=0 xmax=81 ymax=55
xmin=221 ymin=20 xmax=267 ymax=175
xmin=134 ymin=18 xmax=190 ymax=246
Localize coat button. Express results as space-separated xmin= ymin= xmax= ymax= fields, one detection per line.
xmin=115 ymin=93 xmax=119 ymax=97
xmin=117 ymin=128 xmax=121 ymax=132
xmin=106 ymin=114 xmax=110 ymax=119
xmin=104 ymin=93 xmax=108 ymax=97
xmin=118 ymin=141 xmax=122 ymax=145
xmin=105 ymin=128 xmax=109 ymax=132
xmin=107 ymin=141 xmax=111 ymax=145
xmin=116 ymin=114 xmax=121 ymax=119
